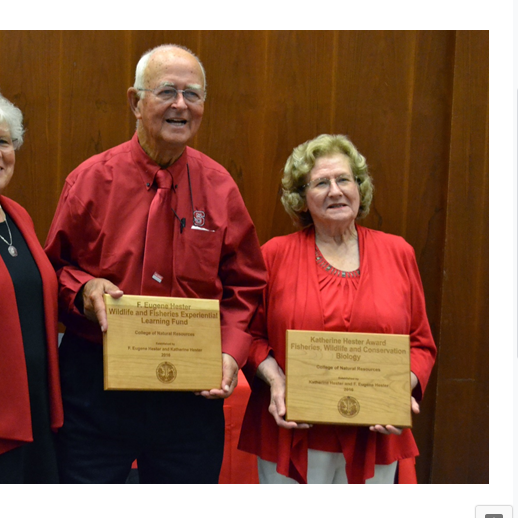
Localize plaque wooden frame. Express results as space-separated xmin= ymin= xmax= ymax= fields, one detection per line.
xmin=103 ymin=294 xmax=222 ymax=391
xmin=285 ymin=330 xmax=411 ymax=427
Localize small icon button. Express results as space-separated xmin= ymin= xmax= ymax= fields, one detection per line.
xmin=475 ymin=506 xmax=512 ymax=518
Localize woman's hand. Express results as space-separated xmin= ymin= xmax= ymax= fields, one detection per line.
xmin=369 ymin=372 xmax=420 ymax=436
xmin=257 ymin=355 xmax=311 ymax=430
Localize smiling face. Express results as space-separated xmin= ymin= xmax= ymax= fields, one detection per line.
xmin=0 ymin=122 xmax=15 ymax=196
xmin=304 ymin=153 xmax=360 ymax=234
xmin=128 ymin=48 xmax=205 ymax=167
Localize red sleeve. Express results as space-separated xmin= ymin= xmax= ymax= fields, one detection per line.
xmin=241 ymin=239 xmax=280 ymax=381
xmin=216 ymin=187 xmax=267 ymax=367
xmin=242 ymin=290 xmax=272 ymax=384
xmin=406 ymin=247 xmax=437 ymax=399
xmin=44 ymin=179 xmax=97 ymax=337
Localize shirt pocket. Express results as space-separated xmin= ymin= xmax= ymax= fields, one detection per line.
xmin=175 ymin=228 xmax=223 ymax=296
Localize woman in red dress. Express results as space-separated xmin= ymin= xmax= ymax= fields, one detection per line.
xmin=238 ymin=134 xmax=436 ymax=484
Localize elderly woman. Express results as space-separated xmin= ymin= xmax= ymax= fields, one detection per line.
xmin=0 ymin=94 xmax=63 ymax=483
xmin=238 ymin=134 xmax=436 ymax=484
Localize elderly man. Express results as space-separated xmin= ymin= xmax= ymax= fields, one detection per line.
xmin=45 ymin=44 xmax=266 ymax=483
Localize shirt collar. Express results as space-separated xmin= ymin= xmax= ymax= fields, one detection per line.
xmin=129 ymin=132 xmax=189 ymax=191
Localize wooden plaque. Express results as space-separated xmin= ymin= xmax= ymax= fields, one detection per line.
xmin=103 ymin=294 xmax=222 ymax=391
xmin=285 ymin=330 xmax=411 ymax=427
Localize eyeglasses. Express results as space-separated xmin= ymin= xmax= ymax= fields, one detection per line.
xmin=302 ymin=174 xmax=358 ymax=193
xmin=137 ymin=83 xmax=205 ymax=105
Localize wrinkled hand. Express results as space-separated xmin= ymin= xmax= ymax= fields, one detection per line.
xmin=82 ymin=278 xmax=123 ymax=332
xmin=258 ymin=355 xmax=311 ymax=430
xmin=198 ymin=353 xmax=239 ymax=399
xmin=369 ymin=372 xmax=420 ymax=435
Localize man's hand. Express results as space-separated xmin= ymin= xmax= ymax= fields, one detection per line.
xmin=197 ymin=353 xmax=239 ymax=399
xmin=82 ymin=278 xmax=123 ymax=332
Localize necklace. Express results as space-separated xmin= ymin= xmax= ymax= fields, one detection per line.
xmin=315 ymin=244 xmax=360 ymax=278
xmin=0 ymin=207 xmax=18 ymax=257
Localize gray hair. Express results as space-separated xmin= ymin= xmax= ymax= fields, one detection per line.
xmin=0 ymin=93 xmax=25 ymax=150
xmin=133 ymin=44 xmax=207 ymax=99
xmin=281 ymin=134 xmax=374 ymax=228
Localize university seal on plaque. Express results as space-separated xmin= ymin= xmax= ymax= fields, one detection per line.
xmin=337 ymin=396 xmax=360 ymax=418
xmin=156 ymin=362 xmax=177 ymax=383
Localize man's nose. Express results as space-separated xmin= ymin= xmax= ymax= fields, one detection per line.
xmin=170 ymin=91 xmax=188 ymax=109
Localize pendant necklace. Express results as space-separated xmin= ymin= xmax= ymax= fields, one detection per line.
xmin=0 ymin=206 xmax=18 ymax=257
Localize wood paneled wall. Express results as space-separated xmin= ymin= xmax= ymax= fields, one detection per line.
xmin=0 ymin=30 xmax=488 ymax=483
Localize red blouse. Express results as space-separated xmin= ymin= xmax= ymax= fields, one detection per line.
xmin=307 ymin=245 xmax=360 ymax=453
xmin=238 ymin=226 xmax=436 ymax=483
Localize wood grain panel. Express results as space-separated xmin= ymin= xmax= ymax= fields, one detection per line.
xmin=332 ymin=30 xmax=418 ymax=238
xmin=0 ymin=30 xmax=62 ymax=241
xmin=57 ymin=31 xmax=133 ymax=182
xmin=262 ymin=31 xmax=340 ymax=242
xmin=195 ymin=30 xmax=269 ymax=232
xmin=431 ymin=30 xmax=489 ymax=483
xmin=403 ymin=30 xmax=456 ymax=482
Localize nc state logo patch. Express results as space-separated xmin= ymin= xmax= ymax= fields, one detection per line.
xmin=193 ymin=210 xmax=206 ymax=227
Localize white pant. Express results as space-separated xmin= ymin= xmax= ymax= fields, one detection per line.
xmin=258 ymin=449 xmax=397 ymax=484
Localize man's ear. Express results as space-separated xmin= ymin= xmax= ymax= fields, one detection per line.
xmin=127 ymin=88 xmax=142 ymax=120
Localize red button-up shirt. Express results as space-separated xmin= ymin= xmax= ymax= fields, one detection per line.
xmin=45 ymin=133 xmax=266 ymax=367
